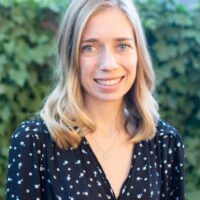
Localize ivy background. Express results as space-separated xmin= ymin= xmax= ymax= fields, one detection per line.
xmin=0 ymin=0 xmax=200 ymax=199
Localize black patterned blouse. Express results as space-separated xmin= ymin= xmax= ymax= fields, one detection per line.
xmin=6 ymin=118 xmax=184 ymax=200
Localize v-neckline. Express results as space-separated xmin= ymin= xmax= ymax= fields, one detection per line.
xmin=82 ymin=136 xmax=139 ymax=199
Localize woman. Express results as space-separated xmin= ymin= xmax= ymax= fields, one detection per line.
xmin=6 ymin=0 xmax=184 ymax=199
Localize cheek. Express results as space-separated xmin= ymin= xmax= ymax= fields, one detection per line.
xmin=79 ymin=57 xmax=96 ymax=88
xmin=79 ymin=57 xmax=89 ymax=78
xmin=124 ymin=56 xmax=138 ymax=74
xmin=124 ymin=56 xmax=138 ymax=86
xmin=79 ymin=56 xmax=98 ymax=77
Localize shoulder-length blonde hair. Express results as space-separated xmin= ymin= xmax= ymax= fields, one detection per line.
xmin=40 ymin=0 xmax=159 ymax=149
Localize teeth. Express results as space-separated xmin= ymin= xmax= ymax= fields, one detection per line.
xmin=96 ymin=78 xmax=121 ymax=86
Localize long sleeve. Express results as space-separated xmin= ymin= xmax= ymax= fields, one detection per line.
xmin=169 ymin=132 xmax=185 ymax=200
xmin=155 ymin=121 xmax=185 ymax=200
xmin=6 ymin=120 xmax=44 ymax=200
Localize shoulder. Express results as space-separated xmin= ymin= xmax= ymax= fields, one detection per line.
xmin=155 ymin=120 xmax=184 ymax=145
xmin=10 ymin=117 xmax=52 ymax=148
xmin=12 ymin=117 xmax=48 ymax=137
xmin=7 ymin=117 xmax=52 ymax=198
xmin=145 ymin=119 xmax=185 ymax=153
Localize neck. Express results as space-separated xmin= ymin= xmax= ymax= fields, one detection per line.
xmin=85 ymin=98 xmax=125 ymax=136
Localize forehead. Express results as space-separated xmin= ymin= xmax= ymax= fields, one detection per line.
xmin=81 ymin=7 xmax=134 ymax=40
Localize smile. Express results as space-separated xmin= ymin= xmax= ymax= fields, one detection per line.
xmin=94 ymin=77 xmax=124 ymax=86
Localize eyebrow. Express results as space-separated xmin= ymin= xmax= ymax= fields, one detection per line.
xmin=81 ymin=37 xmax=135 ymax=43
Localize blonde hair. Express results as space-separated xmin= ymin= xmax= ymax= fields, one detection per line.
xmin=40 ymin=0 xmax=159 ymax=149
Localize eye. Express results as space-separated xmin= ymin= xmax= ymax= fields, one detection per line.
xmin=119 ymin=43 xmax=131 ymax=51
xmin=81 ymin=45 xmax=95 ymax=52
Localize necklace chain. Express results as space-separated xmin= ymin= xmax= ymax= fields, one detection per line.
xmin=91 ymin=131 xmax=118 ymax=159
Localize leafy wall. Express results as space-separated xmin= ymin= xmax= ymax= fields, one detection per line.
xmin=0 ymin=0 xmax=200 ymax=199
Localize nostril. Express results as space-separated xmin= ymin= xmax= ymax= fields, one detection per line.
xmin=99 ymin=62 xmax=119 ymax=71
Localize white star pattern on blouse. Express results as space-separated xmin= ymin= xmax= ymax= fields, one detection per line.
xmin=6 ymin=118 xmax=185 ymax=200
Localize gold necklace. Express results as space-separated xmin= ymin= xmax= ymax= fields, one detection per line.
xmin=91 ymin=132 xmax=118 ymax=159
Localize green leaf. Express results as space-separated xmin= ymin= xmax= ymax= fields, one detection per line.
xmin=172 ymin=13 xmax=193 ymax=26
xmin=8 ymin=66 xmax=28 ymax=86
xmin=153 ymin=41 xmax=178 ymax=61
xmin=3 ymin=41 xmax=16 ymax=55
xmin=0 ymin=104 xmax=11 ymax=121
xmin=155 ymin=64 xmax=172 ymax=84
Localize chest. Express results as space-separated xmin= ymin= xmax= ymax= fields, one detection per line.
xmin=43 ymin=139 xmax=162 ymax=200
xmin=86 ymin=140 xmax=134 ymax=198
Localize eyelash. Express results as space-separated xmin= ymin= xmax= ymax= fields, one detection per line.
xmin=81 ymin=45 xmax=95 ymax=52
xmin=118 ymin=43 xmax=131 ymax=51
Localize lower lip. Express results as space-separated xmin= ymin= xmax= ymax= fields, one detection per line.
xmin=94 ymin=77 xmax=124 ymax=92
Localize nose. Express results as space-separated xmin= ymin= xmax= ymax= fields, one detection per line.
xmin=99 ymin=47 xmax=119 ymax=71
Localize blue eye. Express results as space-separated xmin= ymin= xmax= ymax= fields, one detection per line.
xmin=82 ymin=45 xmax=94 ymax=52
xmin=119 ymin=44 xmax=128 ymax=51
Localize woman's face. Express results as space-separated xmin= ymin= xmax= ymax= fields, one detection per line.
xmin=79 ymin=7 xmax=137 ymax=104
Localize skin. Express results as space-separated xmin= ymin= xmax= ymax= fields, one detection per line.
xmin=79 ymin=7 xmax=138 ymax=198
xmin=79 ymin=7 xmax=138 ymax=105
